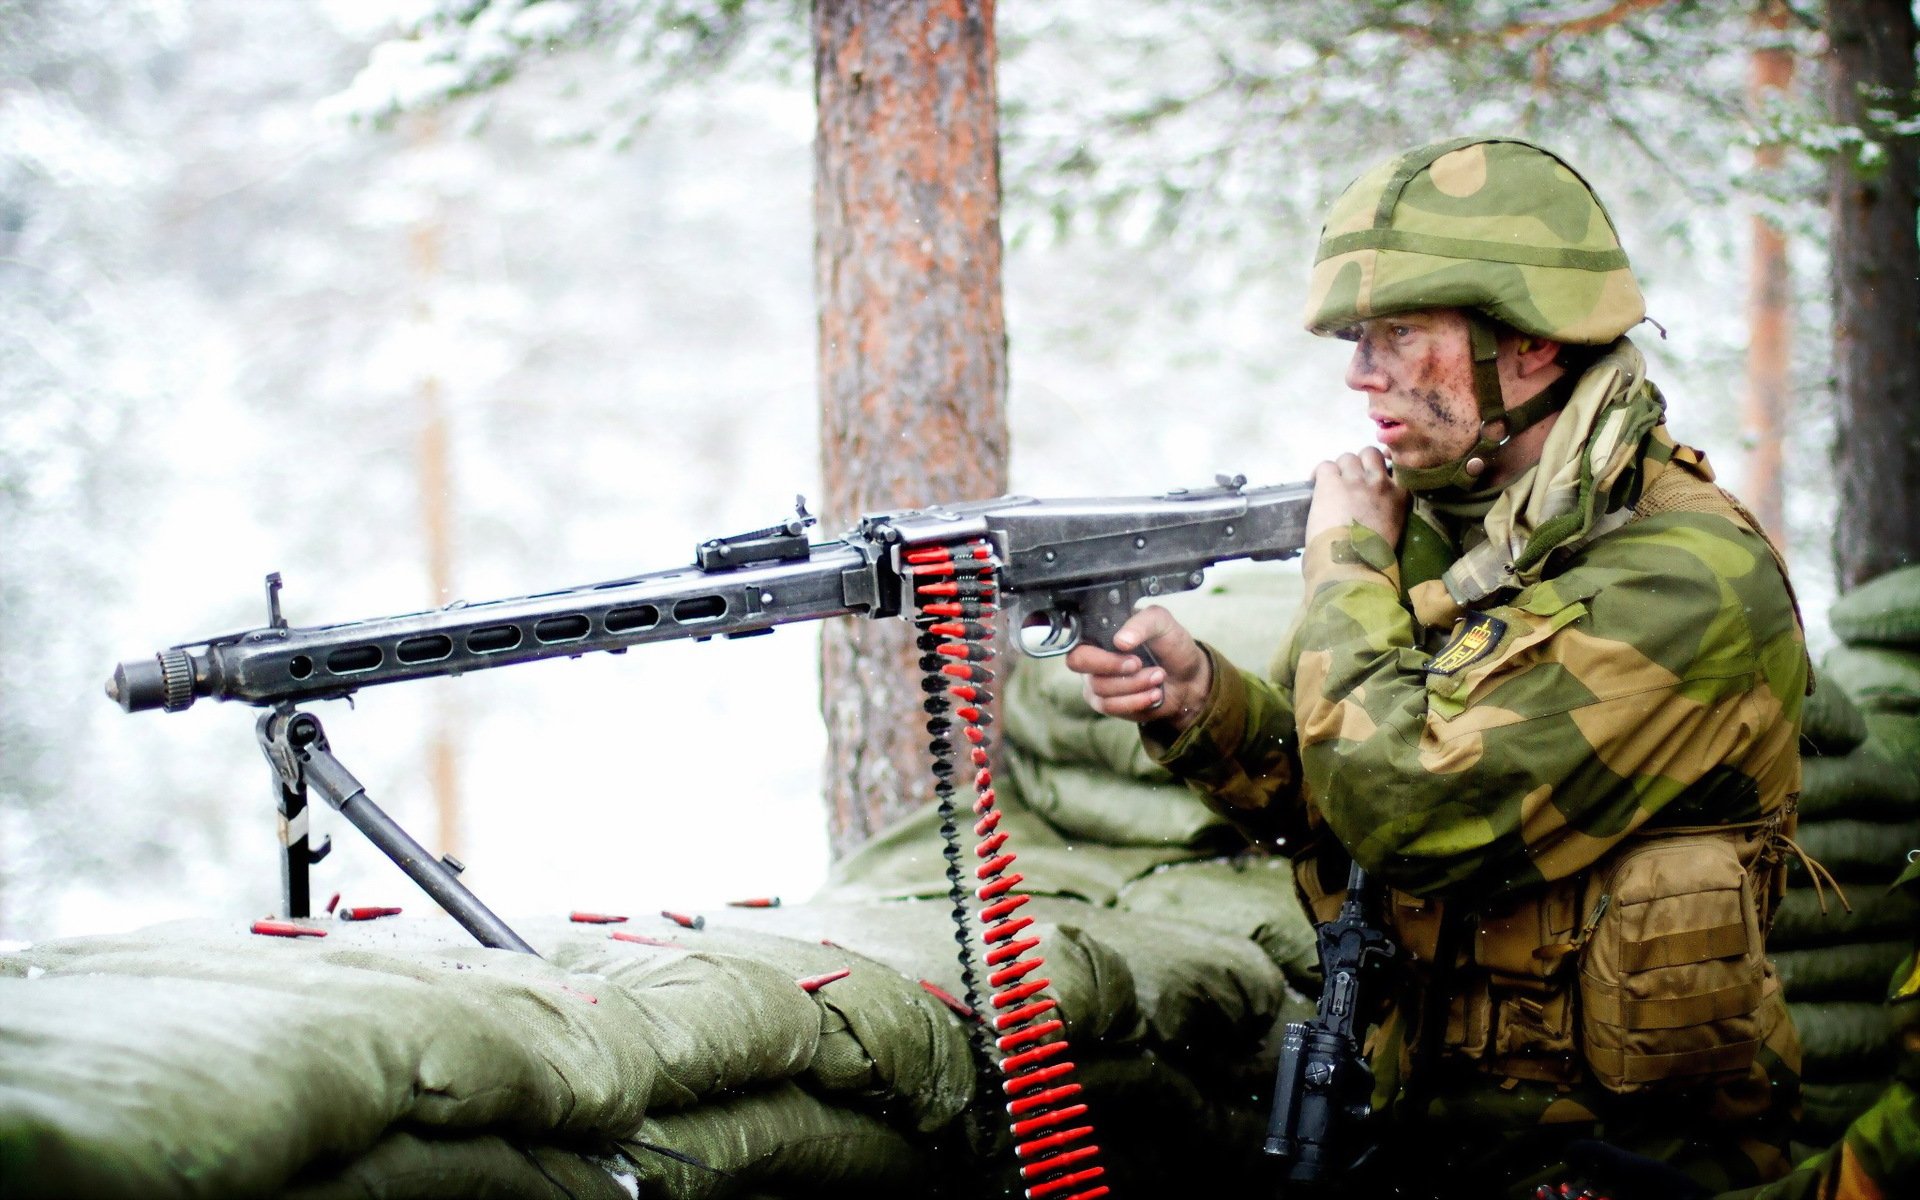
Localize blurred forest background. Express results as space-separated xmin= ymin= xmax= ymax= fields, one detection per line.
xmin=1 ymin=0 xmax=1899 ymax=942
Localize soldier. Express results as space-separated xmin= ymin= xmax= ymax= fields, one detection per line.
xmin=1066 ymin=137 xmax=1809 ymax=1198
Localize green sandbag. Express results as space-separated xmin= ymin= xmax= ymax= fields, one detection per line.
xmin=1802 ymin=667 xmax=1870 ymax=756
xmin=1822 ymin=644 xmax=1920 ymax=713
xmin=1829 ymin=563 xmax=1920 ymax=647
xmin=748 ymin=892 xmax=1283 ymax=1061
xmin=1799 ymin=744 xmax=1920 ymax=821
xmin=622 ymin=1083 xmax=923 ymax=1200
xmin=1002 ymin=741 xmax=1233 ymax=850
xmin=1115 ymin=855 xmax=1320 ymax=994
xmin=1798 ymin=1078 xmax=1897 ymax=1145
xmin=821 ymin=792 xmax=1202 ymax=906
xmin=1788 ymin=1000 xmax=1898 ymax=1081
xmin=1773 ymin=940 xmax=1911 ymax=1003
xmin=283 ymin=1131 xmax=633 ymax=1200
xmin=539 ymin=941 xmax=824 ymax=1113
xmin=1022 ymin=897 xmax=1288 ymax=1056
xmin=705 ymin=897 xmax=1146 ymax=1055
xmin=1789 ymin=819 xmax=1920 ymax=885
xmin=646 ymin=921 xmax=979 ymax=1132
xmin=1864 ymin=709 xmax=1920 ymax=765
xmin=0 ymin=958 xmax=649 ymax=1200
xmin=0 ymin=923 xmax=673 ymax=1200
xmin=1769 ymin=885 xmax=1920 ymax=950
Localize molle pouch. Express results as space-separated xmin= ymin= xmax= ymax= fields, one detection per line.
xmin=1577 ymin=831 xmax=1766 ymax=1094
xmin=1471 ymin=880 xmax=1583 ymax=1078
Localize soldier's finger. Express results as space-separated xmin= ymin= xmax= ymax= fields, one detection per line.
xmin=1114 ymin=605 xmax=1194 ymax=661
xmin=1084 ymin=666 xmax=1165 ymax=700
xmin=1089 ymin=686 xmax=1168 ymax=720
xmin=1063 ymin=642 xmax=1138 ymax=677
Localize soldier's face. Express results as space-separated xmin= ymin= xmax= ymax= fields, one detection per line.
xmin=1339 ymin=310 xmax=1484 ymax=470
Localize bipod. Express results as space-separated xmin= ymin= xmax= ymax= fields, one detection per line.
xmin=257 ymin=704 xmax=537 ymax=955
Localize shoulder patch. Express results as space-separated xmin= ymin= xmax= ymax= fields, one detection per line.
xmin=1426 ymin=612 xmax=1509 ymax=676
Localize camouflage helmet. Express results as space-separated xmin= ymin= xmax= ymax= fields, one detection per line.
xmin=1303 ymin=136 xmax=1645 ymax=344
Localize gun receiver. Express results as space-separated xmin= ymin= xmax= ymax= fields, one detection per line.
xmin=107 ymin=476 xmax=1312 ymax=714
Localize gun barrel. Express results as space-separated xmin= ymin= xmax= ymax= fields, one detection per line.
xmin=108 ymin=541 xmax=883 ymax=713
xmin=107 ymin=651 xmax=193 ymax=713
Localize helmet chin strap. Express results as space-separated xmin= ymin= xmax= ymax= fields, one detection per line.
xmin=1391 ymin=312 xmax=1579 ymax=496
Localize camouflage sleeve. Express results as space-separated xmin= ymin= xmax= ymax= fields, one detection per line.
xmin=1287 ymin=510 xmax=1805 ymax=900
xmin=1715 ymin=1079 xmax=1919 ymax=1200
xmin=1143 ymin=644 xmax=1304 ymax=848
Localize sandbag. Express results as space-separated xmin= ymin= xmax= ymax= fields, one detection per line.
xmin=1822 ymin=644 xmax=1920 ymax=713
xmin=820 ymin=792 xmax=1201 ymax=907
xmin=1116 ymin=855 xmax=1319 ymax=994
xmin=1802 ymin=667 xmax=1870 ymax=756
xmin=1769 ymin=885 xmax=1920 ymax=950
xmin=1001 ymin=741 xmax=1233 ymax=851
xmin=1790 ymin=818 xmax=1920 ymax=885
xmin=1864 ymin=709 xmax=1920 ymax=765
xmin=1788 ymin=1000 xmax=1899 ymax=1082
xmin=1797 ymin=1078 xmax=1898 ymax=1145
xmin=661 ymin=920 xmax=983 ymax=1131
xmin=0 ymin=959 xmax=650 ymax=1199
xmin=539 ymin=941 xmax=824 ymax=1113
xmin=1828 ymin=563 xmax=1920 ymax=647
xmin=0 ymin=921 xmax=679 ymax=1200
xmin=1799 ymin=743 xmax=1920 ymax=822
xmin=623 ymin=1083 xmax=923 ymax=1200
xmin=283 ymin=1131 xmax=633 ymax=1200
xmin=1772 ymin=940 xmax=1911 ymax=1003
xmin=1022 ymin=898 xmax=1288 ymax=1057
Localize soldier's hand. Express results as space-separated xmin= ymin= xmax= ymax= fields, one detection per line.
xmin=1304 ymin=446 xmax=1408 ymax=549
xmin=1063 ymin=605 xmax=1210 ymax=732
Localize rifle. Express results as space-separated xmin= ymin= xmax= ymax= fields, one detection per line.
xmin=105 ymin=474 xmax=1312 ymax=952
xmin=1264 ymin=861 xmax=1399 ymax=1185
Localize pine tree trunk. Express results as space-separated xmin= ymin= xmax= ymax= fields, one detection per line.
xmin=1827 ymin=0 xmax=1920 ymax=589
xmin=813 ymin=0 xmax=1008 ymax=855
xmin=410 ymin=117 xmax=463 ymax=861
xmin=1742 ymin=0 xmax=1793 ymax=546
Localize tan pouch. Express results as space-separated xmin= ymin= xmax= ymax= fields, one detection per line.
xmin=1475 ymin=882 xmax=1583 ymax=1077
xmin=1578 ymin=830 xmax=1766 ymax=1093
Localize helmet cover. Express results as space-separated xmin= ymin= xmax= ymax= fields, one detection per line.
xmin=1304 ymin=137 xmax=1645 ymax=345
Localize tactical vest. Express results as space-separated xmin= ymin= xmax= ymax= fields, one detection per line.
xmin=1294 ymin=444 xmax=1806 ymax=1097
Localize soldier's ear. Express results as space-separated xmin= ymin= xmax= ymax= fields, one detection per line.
xmin=1513 ymin=336 xmax=1562 ymax=376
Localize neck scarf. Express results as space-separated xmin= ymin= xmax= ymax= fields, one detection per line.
xmin=1405 ymin=337 xmax=1667 ymax=629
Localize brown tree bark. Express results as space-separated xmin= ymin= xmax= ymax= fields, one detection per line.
xmin=813 ymin=0 xmax=1008 ymax=855
xmin=1742 ymin=0 xmax=1794 ymax=545
xmin=1827 ymin=0 xmax=1920 ymax=589
xmin=410 ymin=117 xmax=463 ymax=861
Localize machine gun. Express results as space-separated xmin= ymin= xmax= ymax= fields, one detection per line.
xmin=1264 ymin=861 xmax=1399 ymax=1185
xmin=106 ymin=475 xmax=1312 ymax=954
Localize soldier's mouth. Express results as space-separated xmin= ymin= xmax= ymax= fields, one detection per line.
xmin=1371 ymin=415 xmax=1407 ymax=445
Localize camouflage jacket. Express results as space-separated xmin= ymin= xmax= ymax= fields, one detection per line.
xmin=1151 ymin=397 xmax=1807 ymax=904
xmin=1149 ymin=364 xmax=1809 ymax=1187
